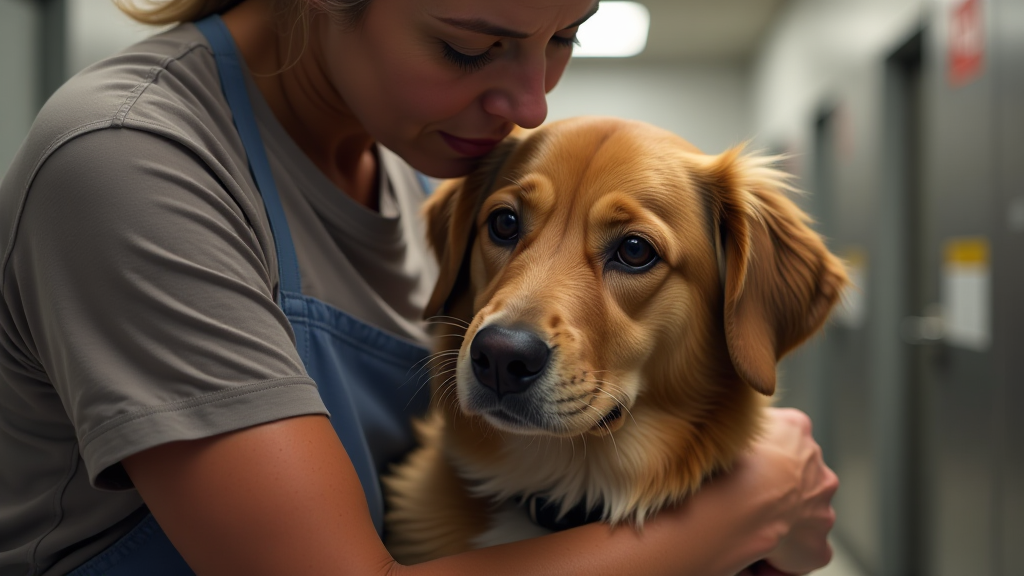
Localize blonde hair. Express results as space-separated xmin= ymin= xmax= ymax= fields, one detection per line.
xmin=113 ymin=0 xmax=372 ymax=26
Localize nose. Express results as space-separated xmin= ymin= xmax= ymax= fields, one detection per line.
xmin=481 ymin=63 xmax=549 ymax=129
xmin=470 ymin=326 xmax=550 ymax=397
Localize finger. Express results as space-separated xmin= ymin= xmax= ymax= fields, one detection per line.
xmin=747 ymin=559 xmax=798 ymax=575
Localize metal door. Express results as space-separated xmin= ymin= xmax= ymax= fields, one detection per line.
xmin=992 ymin=1 xmax=1024 ymax=574
xmin=913 ymin=1 xmax=1000 ymax=573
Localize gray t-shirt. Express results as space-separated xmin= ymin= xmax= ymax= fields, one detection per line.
xmin=0 ymin=23 xmax=437 ymax=576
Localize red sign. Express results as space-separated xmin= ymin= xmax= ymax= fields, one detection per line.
xmin=949 ymin=0 xmax=985 ymax=86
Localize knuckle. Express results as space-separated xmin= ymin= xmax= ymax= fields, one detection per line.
xmin=826 ymin=468 xmax=840 ymax=491
xmin=824 ymin=506 xmax=837 ymax=530
xmin=782 ymin=408 xmax=813 ymax=433
xmin=811 ymin=444 xmax=824 ymax=461
xmin=820 ymin=542 xmax=835 ymax=565
xmin=797 ymin=412 xmax=813 ymax=434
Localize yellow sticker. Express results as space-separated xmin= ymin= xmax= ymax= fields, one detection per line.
xmin=843 ymin=247 xmax=868 ymax=268
xmin=942 ymin=236 xmax=990 ymax=351
xmin=944 ymin=237 xmax=989 ymax=265
xmin=834 ymin=247 xmax=867 ymax=329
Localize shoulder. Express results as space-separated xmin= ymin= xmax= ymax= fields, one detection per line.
xmin=1 ymin=24 xmax=265 ymax=288
xmin=7 ymin=127 xmax=272 ymax=290
xmin=19 ymin=23 xmax=222 ymax=163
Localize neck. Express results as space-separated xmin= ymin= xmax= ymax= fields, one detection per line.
xmin=221 ymin=0 xmax=379 ymax=209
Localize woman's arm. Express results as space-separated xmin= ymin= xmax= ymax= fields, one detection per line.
xmin=123 ymin=408 xmax=835 ymax=576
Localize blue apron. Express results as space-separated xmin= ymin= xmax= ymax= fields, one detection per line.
xmin=68 ymin=15 xmax=431 ymax=575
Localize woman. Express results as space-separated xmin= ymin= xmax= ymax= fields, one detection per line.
xmin=0 ymin=0 xmax=838 ymax=574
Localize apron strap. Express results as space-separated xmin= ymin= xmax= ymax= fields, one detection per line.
xmin=415 ymin=172 xmax=437 ymax=195
xmin=194 ymin=15 xmax=302 ymax=298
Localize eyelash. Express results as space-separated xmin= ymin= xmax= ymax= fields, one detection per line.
xmin=551 ymin=35 xmax=580 ymax=49
xmin=441 ymin=43 xmax=494 ymax=72
xmin=441 ymin=35 xmax=580 ymax=72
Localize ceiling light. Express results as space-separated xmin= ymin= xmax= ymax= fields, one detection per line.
xmin=573 ymin=1 xmax=651 ymax=58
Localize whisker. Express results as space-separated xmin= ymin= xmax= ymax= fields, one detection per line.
xmin=577 ymin=424 xmax=588 ymax=459
xmin=399 ymin=349 xmax=457 ymax=388
xmin=430 ymin=374 xmax=459 ymax=411
xmin=428 ymin=358 xmax=459 ymax=372
xmin=425 ymin=315 xmax=472 ymax=328
xmin=433 ymin=333 xmax=468 ymax=340
xmin=592 ymin=382 xmax=638 ymax=428
xmin=425 ymin=322 xmax=472 ymax=334
xmin=437 ymin=375 xmax=460 ymax=405
xmin=581 ymin=403 xmax=623 ymax=466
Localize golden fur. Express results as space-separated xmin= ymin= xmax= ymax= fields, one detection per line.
xmin=383 ymin=117 xmax=848 ymax=564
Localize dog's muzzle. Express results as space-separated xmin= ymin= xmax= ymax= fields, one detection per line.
xmin=469 ymin=325 xmax=550 ymax=397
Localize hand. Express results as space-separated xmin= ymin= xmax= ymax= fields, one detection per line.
xmin=753 ymin=408 xmax=839 ymax=575
xmin=736 ymin=560 xmax=796 ymax=576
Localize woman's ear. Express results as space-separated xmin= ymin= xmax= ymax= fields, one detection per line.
xmin=703 ymin=146 xmax=849 ymax=396
xmin=422 ymin=137 xmax=523 ymax=319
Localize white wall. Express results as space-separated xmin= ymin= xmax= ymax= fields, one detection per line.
xmin=548 ymin=59 xmax=752 ymax=155
xmin=0 ymin=0 xmax=39 ymax=177
xmin=747 ymin=2 xmax=936 ymax=573
xmin=750 ymin=0 xmax=928 ymax=160
xmin=0 ymin=0 xmax=160 ymax=181
xmin=66 ymin=0 xmax=165 ymax=76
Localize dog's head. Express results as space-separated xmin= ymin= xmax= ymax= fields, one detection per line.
xmin=423 ymin=117 xmax=847 ymax=441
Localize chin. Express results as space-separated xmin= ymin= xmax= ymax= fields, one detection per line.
xmin=389 ymin=146 xmax=476 ymax=179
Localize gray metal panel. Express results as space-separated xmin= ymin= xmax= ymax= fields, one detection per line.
xmin=917 ymin=2 xmax=998 ymax=574
xmin=0 ymin=0 xmax=40 ymax=177
xmin=38 ymin=0 xmax=66 ymax=107
xmin=873 ymin=31 xmax=925 ymax=576
xmin=806 ymin=90 xmax=884 ymax=575
xmin=992 ymin=1 xmax=1024 ymax=575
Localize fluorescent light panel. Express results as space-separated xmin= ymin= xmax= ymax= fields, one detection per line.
xmin=573 ymin=1 xmax=650 ymax=58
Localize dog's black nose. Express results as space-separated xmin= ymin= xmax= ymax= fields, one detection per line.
xmin=470 ymin=326 xmax=550 ymax=397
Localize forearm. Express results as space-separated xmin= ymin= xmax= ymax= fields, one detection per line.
xmin=125 ymin=415 xmax=792 ymax=576
xmin=397 ymin=473 xmax=782 ymax=576
xmin=402 ymin=408 xmax=835 ymax=576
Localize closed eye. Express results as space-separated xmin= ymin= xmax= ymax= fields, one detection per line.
xmin=442 ymin=42 xmax=495 ymax=72
xmin=550 ymin=35 xmax=580 ymax=49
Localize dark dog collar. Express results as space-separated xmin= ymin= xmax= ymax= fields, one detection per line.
xmin=519 ymin=494 xmax=605 ymax=531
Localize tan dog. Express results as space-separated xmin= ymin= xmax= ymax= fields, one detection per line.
xmin=384 ymin=117 xmax=847 ymax=563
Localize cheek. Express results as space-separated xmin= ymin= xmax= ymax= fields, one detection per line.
xmin=354 ymin=57 xmax=478 ymax=131
xmin=398 ymin=80 xmax=478 ymax=126
xmin=324 ymin=27 xmax=478 ymax=133
xmin=606 ymin=270 xmax=673 ymax=317
xmin=545 ymin=49 xmax=572 ymax=92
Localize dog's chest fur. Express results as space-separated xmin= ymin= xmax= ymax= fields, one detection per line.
xmin=383 ymin=390 xmax=764 ymax=564
xmin=470 ymin=501 xmax=554 ymax=549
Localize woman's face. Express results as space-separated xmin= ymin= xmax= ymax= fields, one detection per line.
xmin=316 ymin=0 xmax=598 ymax=177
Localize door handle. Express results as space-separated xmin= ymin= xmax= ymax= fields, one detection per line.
xmin=900 ymin=315 xmax=944 ymax=345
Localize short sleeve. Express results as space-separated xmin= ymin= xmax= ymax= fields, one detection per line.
xmin=6 ymin=127 xmax=326 ymax=488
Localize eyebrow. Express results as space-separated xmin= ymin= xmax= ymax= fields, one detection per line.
xmin=435 ymin=2 xmax=600 ymax=39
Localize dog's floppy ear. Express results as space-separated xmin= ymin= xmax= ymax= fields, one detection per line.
xmin=422 ymin=136 xmax=523 ymax=319
xmin=703 ymin=147 xmax=848 ymax=396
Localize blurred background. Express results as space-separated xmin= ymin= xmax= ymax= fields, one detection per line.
xmin=1 ymin=0 xmax=1021 ymax=574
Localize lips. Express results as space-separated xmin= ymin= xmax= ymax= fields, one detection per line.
xmin=594 ymin=405 xmax=623 ymax=430
xmin=440 ymin=132 xmax=502 ymax=157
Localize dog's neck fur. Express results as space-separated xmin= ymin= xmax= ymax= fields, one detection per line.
xmin=432 ymin=302 xmax=765 ymax=527
xmin=439 ymin=388 xmax=763 ymax=526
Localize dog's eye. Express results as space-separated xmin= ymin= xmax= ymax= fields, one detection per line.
xmin=488 ymin=208 xmax=519 ymax=244
xmin=615 ymin=236 xmax=658 ymax=269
